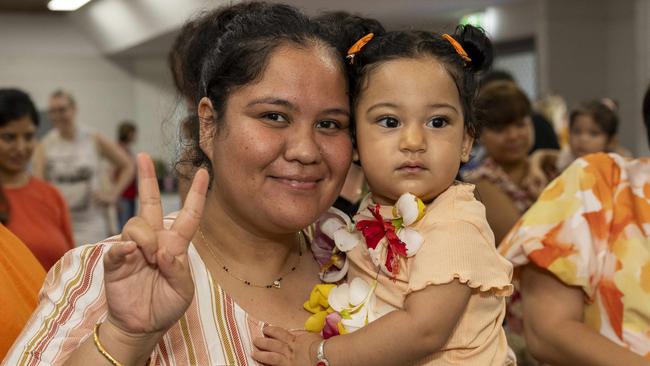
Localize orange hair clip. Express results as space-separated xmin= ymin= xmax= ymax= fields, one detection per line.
xmin=442 ymin=33 xmax=471 ymax=64
xmin=346 ymin=33 xmax=374 ymax=64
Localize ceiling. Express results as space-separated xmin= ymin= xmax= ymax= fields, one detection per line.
xmin=0 ymin=0 xmax=50 ymax=12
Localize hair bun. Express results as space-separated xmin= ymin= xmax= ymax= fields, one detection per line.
xmin=315 ymin=11 xmax=385 ymax=56
xmin=454 ymin=24 xmax=493 ymax=73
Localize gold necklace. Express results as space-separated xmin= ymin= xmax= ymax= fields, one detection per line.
xmin=198 ymin=228 xmax=304 ymax=289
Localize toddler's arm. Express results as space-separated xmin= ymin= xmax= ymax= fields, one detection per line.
xmin=253 ymin=279 xmax=470 ymax=366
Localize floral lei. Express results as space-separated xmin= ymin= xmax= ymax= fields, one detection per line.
xmin=305 ymin=193 xmax=426 ymax=338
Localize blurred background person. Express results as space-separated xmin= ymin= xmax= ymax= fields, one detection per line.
xmin=0 ymin=88 xmax=73 ymax=270
xmin=556 ymin=100 xmax=620 ymax=171
xmin=32 ymin=89 xmax=134 ymax=246
xmin=464 ymin=80 xmax=540 ymax=244
xmin=482 ymin=70 xmax=560 ymax=153
xmin=115 ymin=120 xmax=137 ymax=230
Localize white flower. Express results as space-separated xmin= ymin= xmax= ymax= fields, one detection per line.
xmin=394 ymin=193 xmax=426 ymax=226
xmin=397 ymin=227 xmax=423 ymax=257
xmin=320 ymin=207 xmax=361 ymax=252
xmin=327 ymin=277 xmax=381 ymax=333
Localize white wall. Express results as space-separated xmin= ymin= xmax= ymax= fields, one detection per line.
xmin=537 ymin=0 xmax=644 ymax=154
xmin=0 ymin=13 xmax=178 ymax=161
xmin=131 ymin=56 xmax=180 ymax=163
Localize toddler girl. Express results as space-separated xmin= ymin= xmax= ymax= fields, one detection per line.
xmin=253 ymin=24 xmax=514 ymax=366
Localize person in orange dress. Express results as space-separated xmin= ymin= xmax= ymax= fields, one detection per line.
xmin=0 ymin=88 xmax=74 ymax=270
xmin=498 ymin=83 xmax=650 ymax=365
xmin=0 ymin=223 xmax=45 ymax=359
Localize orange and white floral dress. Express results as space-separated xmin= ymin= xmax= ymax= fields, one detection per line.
xmin=499 ymin=153 xmax=650 ymax=359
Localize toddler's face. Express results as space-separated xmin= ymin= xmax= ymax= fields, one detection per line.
xmin=569 ymin=114 xmax=611 ymax=158
xmin=354 ymin=57 xmax=472 ymax=204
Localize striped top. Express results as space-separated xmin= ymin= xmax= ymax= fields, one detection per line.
xmin=3 ymin=215 xmax=276 ymax=366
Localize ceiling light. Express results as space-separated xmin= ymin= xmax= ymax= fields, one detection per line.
xmin=47 ymin=0 xmax=92 ymax=11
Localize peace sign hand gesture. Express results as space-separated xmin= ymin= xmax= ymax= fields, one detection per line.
xmin=103 ymin=153 xmax=209 ymax=337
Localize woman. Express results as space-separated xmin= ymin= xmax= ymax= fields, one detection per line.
xmin=464 ymin=80 xmax=538 ymax=244
xmin=0 ymin=88 xmax=74 ymax=270
xmin=32 ymin=89 xmax=135 ymax=246
xmin=0 ymin=223 xmax=46 ymax=359
xmin=497 ymin=84 xmax=650 ymax=365
xmin=5 ymin=3 xmax=355 ymax=364
xmin=116 ymin=120 xmax=138 ymax=230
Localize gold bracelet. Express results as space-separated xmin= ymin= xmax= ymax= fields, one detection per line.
xmin=93 ymin=322 xmax=125 ymax=366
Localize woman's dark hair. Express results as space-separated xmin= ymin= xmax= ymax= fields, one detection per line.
xmin=176 ymin=2 xmax=346 ymax=178
xmin=339 ymin=23 xmax=493 ymax=139
xmin=117 ymin=120 xmax=137 ymax=144
xmin=475 ymin=80 xmax=532 ymax=131
xmin=569 ymin=100 xmax=618 ymax=139
xmin=0 ymin=88 xmax=39 ymax=128
xmin=0 ymin=88 xmax=40 ymax=223
xmin=169 ymin=19 xmax=199 ymax=102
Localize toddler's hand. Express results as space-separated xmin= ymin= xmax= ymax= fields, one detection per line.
xmin=252 ymin=326 xmax=322 ymax=366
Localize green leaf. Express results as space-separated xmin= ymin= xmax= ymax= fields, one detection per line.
xmin=340 ymin=309 xmax=352 ymax=320
xmin=392 ymin=217 xmax=403 ymax=230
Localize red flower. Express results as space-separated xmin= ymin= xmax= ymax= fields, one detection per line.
xmin=355 ymin=204 xmax=408 ymax=275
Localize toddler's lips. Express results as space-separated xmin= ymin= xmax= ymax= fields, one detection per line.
xmin=397 ymin=162 xmax=427 ymax=173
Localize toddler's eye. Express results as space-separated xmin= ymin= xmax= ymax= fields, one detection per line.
xmin=377 ymin=116 xmax=400 ymax=128
xmin=426 ymin=117 xmax=448 ymax=129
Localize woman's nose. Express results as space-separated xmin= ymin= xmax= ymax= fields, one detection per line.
xmin=284 ymin=123 xmax=321 ymax=165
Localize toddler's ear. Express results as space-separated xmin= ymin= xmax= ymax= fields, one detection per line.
xmin=461 ymin=134 xmax=474 ymax=163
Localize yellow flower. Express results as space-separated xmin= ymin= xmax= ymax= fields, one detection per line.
xmin=305 ymin=310 xmax=329 ymax=333
xmin=304 ymin=284 xmax=336 ymax=333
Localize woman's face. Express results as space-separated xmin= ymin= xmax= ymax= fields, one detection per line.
xmin=0 ymin=116 xmax=37 ymax=176
xmin=200 ymin=44 xmax=352 ymax=233
xmin=481 ymin=116 xmax=534 ymax=165
xmin=569 ymin=114 xmax=610 ymax=158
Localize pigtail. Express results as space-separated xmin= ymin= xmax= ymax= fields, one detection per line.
xmin=453 ymin=24 xmax=493 ymax=74
xmin=315 ymin=12 xmax=385 ymax=59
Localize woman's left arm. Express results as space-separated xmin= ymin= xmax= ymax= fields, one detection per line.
xmin=254 ymin=280 xmax=471 ymax=366
xmin=520 ymin=265 xmax=650 ymax=366
xmin=95 ymin=134 xmax=135 ymax=204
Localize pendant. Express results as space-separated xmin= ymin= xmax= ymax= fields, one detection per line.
xmin=272 ymin=280 xmax=281 ymax=289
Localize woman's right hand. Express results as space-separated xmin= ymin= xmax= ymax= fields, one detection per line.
xmin=103 ymin=153 xmax=208 ymax=338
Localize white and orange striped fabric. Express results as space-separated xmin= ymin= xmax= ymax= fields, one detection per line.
xmin=3 ymin=215 xmax=270 ymax=366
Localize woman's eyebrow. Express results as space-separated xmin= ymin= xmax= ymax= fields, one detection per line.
xmin=322 ymin=108 xmax=350 ymax=117
xmin=247 ymin=97 xmax=349 ymax=117
xmin=246 ymin=97 xmax=295 ymax=110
